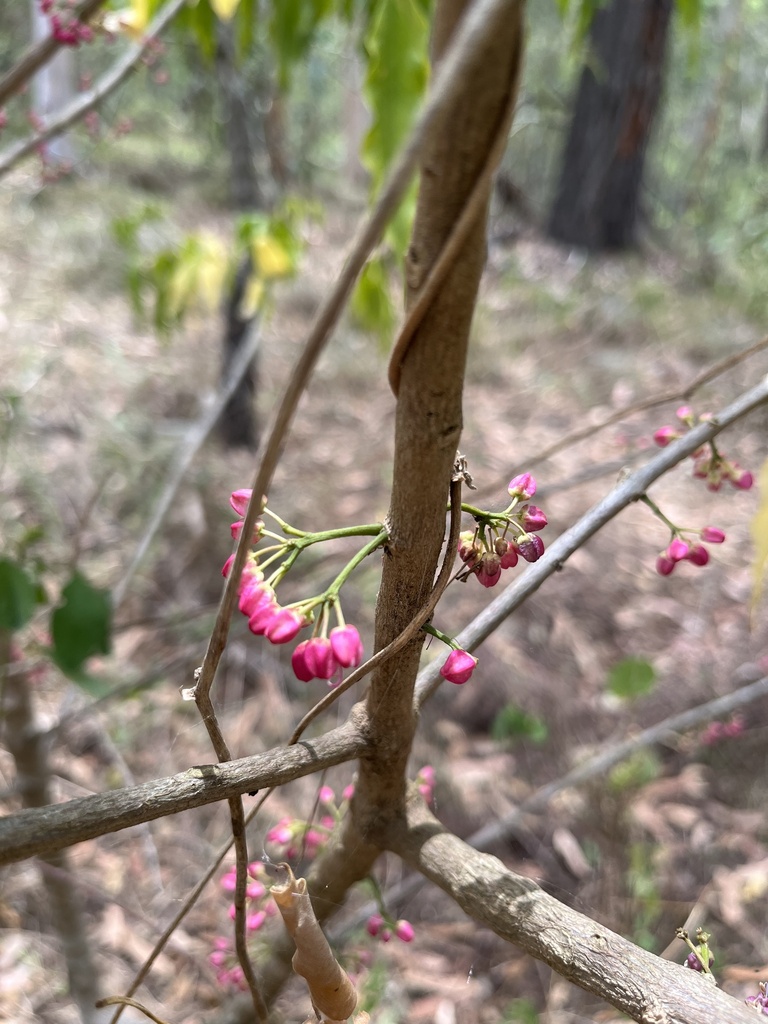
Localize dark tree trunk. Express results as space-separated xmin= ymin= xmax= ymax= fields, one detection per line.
xmin=217 ymin=254 xmax=259 ymax=450
xmin=215 ymin=22 xmax=262 ymax=210
xmin=547 ymin=0 xmax=673 ymax=251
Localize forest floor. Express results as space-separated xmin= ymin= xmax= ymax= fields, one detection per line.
xmin=1 ymin=147 xmax=768 ymax=1024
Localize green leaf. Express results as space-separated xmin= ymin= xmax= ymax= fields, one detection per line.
xmin=361 ymin=0 xmax=429 ymax=196
xmin=609 ymin=749 xmax=661 ymax=791
xmin=491 ymin=704 xmax=548 ymax=745
xmin=0 ymin=558 xmax=38 ymax=631
xmin=606 ymin=657 xmax=656 ymax=700
xmin=269 ymin=0 xmax=333 ymax=90
xmin=350 ymin=256 xmax=396 ymax=347
xmin=51 ymin=573 xmax=112 ymax=675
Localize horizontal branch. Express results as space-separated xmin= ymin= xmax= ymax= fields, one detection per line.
xmin=389 ymin=795 xmax=758 ymax=1024
xmin=0 ymin=0 xmax=186 ymax=178
xmin=0 ymin=716 xmax=366 ymax=867
xmin=416 ymin=372 xmax=768 ymax=705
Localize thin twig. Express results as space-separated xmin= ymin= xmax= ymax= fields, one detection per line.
xmin=0 ymin=0 xmax=106 ymax=108
xmin=0 ymin=0 xmax=187 ymax=178
xmin=522 ymin=333 xmax=768 ymax=468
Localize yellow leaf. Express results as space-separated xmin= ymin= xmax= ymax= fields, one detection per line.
xmin=750 ymin=457 xmax=768 ymax=618
xmin=210 ymin=0 xmax=241 ymax=19
xmin=104 ymin=0 xmax=150 ymax=39
xmin=251 ymin=235 xmax=292 ymax=279
xmin=238 ymin=274 xmax=265 ymax=319
xmin=196 ymin=236 xmax=228 ymax=311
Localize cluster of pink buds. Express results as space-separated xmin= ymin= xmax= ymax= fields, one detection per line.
xmin=457 ymin=473 xmax=547 ymax=589
xmin=653 ymin=406 xmax=753 ymax=491
xmin=655 ymin=526 xmax=726 ymax=576
xmin=292 ymin=626 xmax=363 ymax=683
xmin=415 ymin=765 xmax=435 ymax=803
xmin=40 ymin=1 xmax=95 ymax=46
xmin=210 ymin=862 xmax=277 ymax=989
xmin=700 ymin=714 xmax=744 ymax=746
xmin=225 ymin=489 xmax=365 ymax=685
xmin=746 ymin=981 xmax=768 ymax=1016
xmin=366 ymin=913 xmax=415 ymax=944
xmin=265 ymin=784 xmax=351 ymax=862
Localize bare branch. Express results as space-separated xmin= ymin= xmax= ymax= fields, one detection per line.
xmin=0 ymin=0 xmax=187 ymax=179
xmin=388 ymin=794 xmax=759 ymax=1024
xmin=523 ymin=333 xmax=768 ymax=468
xmin=0 ymin=717 xmax=366 ymax=867
xmin=416 ymin=372 xmax=768 ymax=706
xmin=0 ymin=0 xmax=106 ymax=108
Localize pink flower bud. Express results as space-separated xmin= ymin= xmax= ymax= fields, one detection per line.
xmin=508 ymin=472 xmax=536 ymax=499
xmin=291 ymin=641 xmax=314 ymax=682
xmin=303 ymin=637 xmax=339 ymax=680
xmin=476 ymin=555 xmax=502 ymax=587
xmin=685 ymin=544 xmax=709 ymax=566
xmin=230 ymin=519 xmax=264 ymax=543
xmin=366 ymin=914 xmax=383 ymax=937
xmin=518 ymin=534 xmax=545 ymax=563
xmin=656 ymin=555 xmax=675 ymax=576
xmin=319 ymin=785 xmax=335 ymax=805
xmin=329 ymin=624 xmax=364 ymax=668
xmin=700 ymin=526 xmax=725 ymax=544
xmin=458 ymin=531 xmax=479 ymax=565
xmin=395 ymin=920 xmax=415 ymax=942
xmin=239 ymin=579 xmax=272 ymax=617
xmin=667 ymin=538 xmax=689 ymax=562
xmin=229 ymin=488 xmax=253 ymax=517
xmin=730 ymin=467 xmax=753 ymax=489
xmin=675 ymin=405 xmax=694 ymax=423
xmin=246 ymin=911 xmax=267 ymax=932
xmin=266 ymin=820 xmax=292 ymax=845
xmin=342 ymin=783 xmax=355 ymax=801
xmin=500 ymin=542 xmax=519 ymax=569
xmin=265 ymin=608 xmax=306 ymax=644
xmin=440 ymin=649 xmax=478 ymax=685
xmin=653 ymin=426 xmax=678 ymax=447
xmin=248 ymin=599 xmax=280 ymax=636
xmin=221 ymin=554 xmax=235 ymax=577
xmin=522 ymin=504 xmax=548 ymax=532
xmin=246 ymin=881 xmax=266 ymax=900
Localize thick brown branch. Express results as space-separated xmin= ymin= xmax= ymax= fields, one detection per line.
xmin=355 ymin=0 xmax=524 ymax=844
xmin=0 ymin=717 xmax=365 ymax=867
xmin=389 ymin=794 xmax=758 ymax=1024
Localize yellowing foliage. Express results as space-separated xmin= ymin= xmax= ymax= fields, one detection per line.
xmin=210 ymin=0 xmax=242 ymax=20
xmin=251 ymin=235 xmax=293 ymax=279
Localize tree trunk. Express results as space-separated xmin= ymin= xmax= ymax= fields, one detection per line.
xmin=547 ymin=0 xmax=673 ymax=251
xmin=215 ymin=21 xmax=262 ymax=210
xmin=217 ymin=253 xmax=259 ymax=450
